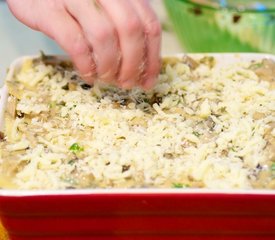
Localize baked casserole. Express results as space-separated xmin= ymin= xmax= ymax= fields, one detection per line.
xmin=0 ymin=54 xmax=274 ymax=190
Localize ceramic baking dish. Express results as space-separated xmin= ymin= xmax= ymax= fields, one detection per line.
xmin=0 ymin=53 xmax=275 ymax=240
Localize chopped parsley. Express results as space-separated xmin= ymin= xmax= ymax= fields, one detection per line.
xmin=49 ymin=102 xmax=56 ymax=109
xmin=69 ymin=143 xmax=84 ymax=153
xmin=172 ymin=183 xmax=189 ymax=188
xmin=249 ymin=62 xmax=263 ymax=70
xmin=192 ymin=131 xmax=201 ymax=137
xmin=68 ymin=159 xmax=76 ymax=165
xmin=229 ymin=147 xmax=237 ymax=152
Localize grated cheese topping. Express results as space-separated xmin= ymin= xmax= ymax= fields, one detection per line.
xmin=0 ymin=55 xmax=274 ymax=190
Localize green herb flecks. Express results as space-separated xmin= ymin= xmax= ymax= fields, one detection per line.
xmin=172 ymin=183 xmax=189 ymax=188
xmin=49 ymin=102 xmax=56 ymax=109
xmin=270 ymin=163 xmax=275 ymax=179
xmin=68 ymin=159 xmax=76 ymax=165
xmin=192 ymin=131 xmax=201 ymax=137
xmin=199 ymin=56 xmax=216 ymax=68
xmin=229 ymin=147 xmax=237 ymax=152
xmin=69 ymin=143 xmax=84 ymax=154
xmin=220 ymin=107 xmax=227 ymax=113
xmin=249 ymin=62 xmax=264 ymax=70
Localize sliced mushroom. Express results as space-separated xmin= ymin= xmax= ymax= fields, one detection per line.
xmin=0 ymin=132 xmax=4 ymax=141
xmin=38 ymin=52 xmax=73 ymax=69
xmin=251 ymin=59 xmax=275 ymax=83
xmin=1 ymin=155 xmax=29 ymax=176
xmin=264 ymin=124 xmax=275 ymax=162
xmin=130 ymin=117 xmax=148 ymax=127
xmin=199 ymin=56 xmax=216 ymax=68
xmin=206 ymin=116 xmax=216 ymax=131
xmin=119 ymin=98 xmax=133 ymax=106
xmin=161 ymin=55 xmax=199 ymax=70
xmin=181 ymin=55 xmax=199 ymax=70
xmin=112 ymin=102 xmax=121 ymax=109
xmin=250 ymin=166 xmax=274 ymax=189
xmin=253 ymin=112 xmax=266 ymax=120
xmin=6 ymin=82 xmax=23 ymax=99
xmin=6 ymin=96 xmax=17 ymax=118
xmin=161 ymin=57 xmax=181 ymax=69
xmin=78 ymin=173 xmax=95 ymax=188
xmin=149 ymin=93 xmax=162 ymax=105
xmin=122 ymin=165 xmax=131 ymax=173
xmin=69 ymin=82 xmax=77 ymax=91
xmin=163 ymin=153 xmax=174 ymax=159
xmin=112 ymin=178 xmax=139 ymax=188
xmin=267 ymin=179 xmax=275 ymax=189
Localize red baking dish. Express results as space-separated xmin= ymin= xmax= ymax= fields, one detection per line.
xmin=0 ymin=54 xmax=275 ymax=240
xmin=0 ymin=189 xmax=275 ymax=240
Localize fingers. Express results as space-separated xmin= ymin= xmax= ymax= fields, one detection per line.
xmin=32 ymin=3 xmax=96 ymax=84
xmin=8 ymin=0 xmax=161 ymax=89
xmin=98 ymin=0 xmax=146 ymax=89
xmin=65 ymin=0 xmax=120 ymax=84
xmin=130 ymin=0 xmax=162 ymax=89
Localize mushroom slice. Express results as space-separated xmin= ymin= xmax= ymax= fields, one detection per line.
xmin=162 ymin=55 xmax=199 ymax=70
xmin=199 ymin=56 xmax=216 ymax=68
xmin=161 ymin=57 xmax=181 ymax=69
xmin=182 ymin=55 xmax=199 ymax=70
xmin=251 ymin=59 xmax=275 ymax=82
xmin=0 ymin=132 xmax=4 ymax=141
xmin=6 ymin=82 xmax=23 ymax=99
xmin=6 ymin=96 xmax=17 ymax=118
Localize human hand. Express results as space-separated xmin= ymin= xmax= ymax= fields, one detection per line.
xmin=7 ymin=0 xmax=161 ymax=89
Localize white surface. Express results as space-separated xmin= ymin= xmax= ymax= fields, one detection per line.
xmin=0 ymin=1 xmax=183 ymax=86
xmin=0 ymin=2 xmax=64 ymax=85
xmin=1 ymin=53 xmax=275 ymax=196
xmin=0 ymin=85 xmax=7 ymax=131
xmin=1 ymin=188 xmax=275 ymax=196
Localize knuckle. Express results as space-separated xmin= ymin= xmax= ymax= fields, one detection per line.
xmin=145 ymin=19 xmax=161 ymax=37
xmin=69 ymin=34 xmax=89 ymax=56
xmin=93 ymin=26 xmax=115 ymax=44
xmin=123 ymin=17 xmax=143 ymax=36
xmin=46 ymin=0 xmax=64 ymax=10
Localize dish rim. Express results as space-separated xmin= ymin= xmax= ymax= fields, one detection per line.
xmin=0 ymin=52 xmax=275 ymax=197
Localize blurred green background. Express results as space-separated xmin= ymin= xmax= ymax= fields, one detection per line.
xmin=164 ymin=0 xmax=275 ymax=53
